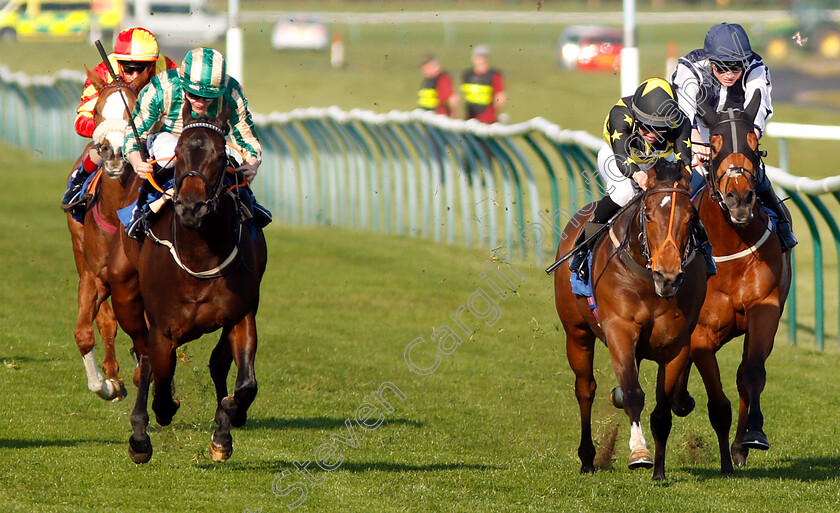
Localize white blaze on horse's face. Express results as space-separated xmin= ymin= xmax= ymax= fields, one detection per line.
xmin=659 ymin=196 xmax=671 ymax=209
xmin=102 ymin=91 xmax=130 ymax=120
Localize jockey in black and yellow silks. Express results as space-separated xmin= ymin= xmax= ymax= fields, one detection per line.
xmin=568 ymin=78 xmax=715 ymax=281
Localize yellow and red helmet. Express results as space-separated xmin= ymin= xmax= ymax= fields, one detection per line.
xmin=113 ymin=27 xmax=159 ymax=62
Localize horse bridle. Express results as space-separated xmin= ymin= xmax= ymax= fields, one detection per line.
xmin=706 ymin=109 xmax=764 ymax=205
xmin=637 ymin=184 xmax=695 ymax=273
xmin=172 ymin=122 xmax=229 ymax=214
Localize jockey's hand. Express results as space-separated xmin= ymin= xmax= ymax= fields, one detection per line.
xmin=237 ymin=158 xmax=260 ymax=184
xmin=88 ymin=146 xmax=102 ymax=166
xmin=691 ymin=127 xmax=710 ymax=162
xmin=127 ymin=151 xmax=153 ymax=180
xmin=632 ymin=170 xmax=649 ymax=191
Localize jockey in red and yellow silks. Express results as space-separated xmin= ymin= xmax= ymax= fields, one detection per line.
xmin=63 ymin=27 xmax=177 ymax=213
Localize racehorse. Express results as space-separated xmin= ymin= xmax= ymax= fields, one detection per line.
xmin=554 ymin=160 xmax=707 ymax=481
xmin=64 ymin=66 xmax=154 ymax=401
xmin=677 ymin=92 xmax=791 ymax=469
xmin=107 ymin=103 xmax=268 ymax=463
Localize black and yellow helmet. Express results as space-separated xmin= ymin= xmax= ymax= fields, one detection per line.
xmin=630 ymin=78 xmax=681 ymax=128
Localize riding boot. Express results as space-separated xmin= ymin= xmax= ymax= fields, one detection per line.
xmin=693 ymin=219 xmax=717 ymax=277
xmin=126 ymin=187 xmax=150 ymax=241
xmin=757 ymin=178 xmax=798 ymax=252
xmin=243 ymin=185 xmax=273 ymax=229
xmin=568 ymin=197 xmax=619 ymax=281
xmin=61 ymin=167 xmax=93 ymax=213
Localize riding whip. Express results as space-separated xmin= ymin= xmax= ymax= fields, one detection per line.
xmin=94 ymin=39 xmax=148 ymax=161
xmin=544 ymin=191 xmax=643 ymax=275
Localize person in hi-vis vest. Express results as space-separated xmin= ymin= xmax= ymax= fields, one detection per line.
xmin=418 ymin=54 xmax=457 ymax=117
xmin=461 ymin=45 xmax=506 ymax=123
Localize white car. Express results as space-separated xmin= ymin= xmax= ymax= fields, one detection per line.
xmin=121 ymin=0 xmax=227 ymax=45
xmin=271 ymin=14 xmax=329 ymax=51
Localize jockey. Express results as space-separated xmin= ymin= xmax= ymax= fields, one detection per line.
xmin=62 ymin=27 xmax=177 ymax=212
xmin=568 ymin=77 xmax=715 ymax=281
xmin=123 ymin=47 xmax=271 ymax=240
xmin=671 ymin=22 xmax=797 ymax=251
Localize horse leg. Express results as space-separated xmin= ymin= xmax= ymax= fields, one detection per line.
xmin=128 ymin=354 xmax=153 ymax=464
xmin=209 ymin=328 xmax=234 ymax=462
xmin=94 ymin=299 xmax=126 ymax=401
xmin=607 ymin=328 xmax=652 ymax=470
xmin=107 ymin=236 xmax=147 ymax=387
xmin=735 ymin=304 xmax=779 ymax=456
xmin=74 ymin=269 xmax=121 ymax=401
xmin=689 ymin=328 xmax=734 ymax=473
xmin=650 ymin=365 xmax=673 ymax=481
xmin=565 ymin=326 xmax=597 ymax=473
xmin=148 ymin=330 xmax=180 ymax=426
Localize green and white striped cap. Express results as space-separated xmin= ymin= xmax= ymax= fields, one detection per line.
xmin=179 ymin=47 xmax=227 ymax=99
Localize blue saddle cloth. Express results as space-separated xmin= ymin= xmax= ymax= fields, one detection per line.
xmin=569 ymin=251 xmax=594 ymax=297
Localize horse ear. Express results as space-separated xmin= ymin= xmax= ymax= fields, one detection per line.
xmin=744 ymin=90 xmax=762 ymax=124
xmin=86 ymin=65 xmax=106 ymax=91
xmin=695 ymin=89 xmax=717 ymax=129
xmin=214 ymin=101 xmax=230 ymax=131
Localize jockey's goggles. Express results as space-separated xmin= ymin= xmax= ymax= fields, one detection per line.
xmin=637 ymin=122 xmax=665 ymax=135
xmin=710 ymin=60 xmax=744 ymax=74
xmin=185 ymin=90 xmax=214 ymax=101
xmin=119 ymin=61 xmax=152 ymax=74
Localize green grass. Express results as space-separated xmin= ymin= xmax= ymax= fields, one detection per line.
xmin=3 ymin=143 xmax=840 ymax=512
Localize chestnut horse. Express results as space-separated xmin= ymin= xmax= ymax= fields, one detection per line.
xmin=678 ymin=92 xmax=791 ymax=470
xmin=554 ymin=161 xmax=707 ymax=481
xmin=108 ymin=104 xmax=267 ymax=463
xmin=64 ymin=66 xmax=153 ymax=401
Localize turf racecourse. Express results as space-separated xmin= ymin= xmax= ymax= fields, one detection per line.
xmin=3 ymin=146 xmax=840 ymax=512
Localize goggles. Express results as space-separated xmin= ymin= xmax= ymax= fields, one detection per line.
xmin=637 ymin=122 xmax=665 ymax=135
xmin=185 ymin=90 xmax=213 ymax=101
xmin=120 ymin=61 xmax=152 ymax=75
xmin=710 ymin=60 xmax=744 ymax=74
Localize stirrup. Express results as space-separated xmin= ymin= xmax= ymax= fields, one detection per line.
xmin=61 ymin=192 xmax=92 ymax=212
xmin=569 ymin=249 xmax=589 ymax=282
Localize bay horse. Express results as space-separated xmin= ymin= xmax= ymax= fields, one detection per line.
xmin=554 ymin=160 xmax=707 ymax=481
xmin=107 ymin=103 xmax=267 ymax=463
xmin=677 ymin=92 xmax=791 ymax=469
xmin=64 ymin=66 xmax=154 ymax=401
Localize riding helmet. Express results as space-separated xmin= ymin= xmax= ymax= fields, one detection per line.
xmin=704 ymin=23 xmax=752 ymax=63
xmin=179 ymin=47 xmax=227 ymax=99
xmin=630 ymin=78 xmax=682 ymax=128
xmin=113 ymin=27 xmax=159 ymax=62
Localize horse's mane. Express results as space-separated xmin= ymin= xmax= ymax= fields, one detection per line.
xmin=650 ymin=160 xmax=686 ymax=188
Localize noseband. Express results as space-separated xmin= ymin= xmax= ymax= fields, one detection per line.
xmin=173 ymin=122 xmax=228 ymax=214
xmin=638 ymin=184 xmax=694 ymax=273
xmin=707 ymin=109 xmax=763 ymax=205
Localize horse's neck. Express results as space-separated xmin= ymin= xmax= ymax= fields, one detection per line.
xmin=698 ymin=189 xmax=767 ymax=252
xmin=160 ymin=197 xmax=240 ymax=253
xmin=603 ymin=206 xmax=643 ymax=259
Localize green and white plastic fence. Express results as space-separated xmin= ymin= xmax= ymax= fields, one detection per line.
xmin=2 ymin=67 xmax=838 ymax=350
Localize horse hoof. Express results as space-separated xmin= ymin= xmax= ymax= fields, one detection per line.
xmin=109 ymin=380 xmax=128 ymax=403
xmin=128 ymin=437 xmax=153 ymax=464
xmin=672 ymin=395 xmax=695 ymax=417
xmin=610 ymin=387 xmax=624 ymax=409
xmin=742 ymin=430 xmax=770 ymax=450
xmin=628 ymin=448 xmax=654 ymax=469
xmin=209 ymin=441 xmax=232 ymax=462
xmin=731 ymin=443 xmax=749 ymax=467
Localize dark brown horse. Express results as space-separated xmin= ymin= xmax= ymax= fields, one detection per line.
xmin=64 ymin=67 xmax=153 ymax=401
xmin=108 ymin=103 xmax=267 ymax=463
xmin=554 ymin=161 xmax=707 ymax=481
xmin=678 ymin=92 xmax=792 ymax=470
